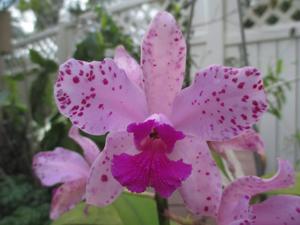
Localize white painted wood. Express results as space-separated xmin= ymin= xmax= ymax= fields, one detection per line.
xmin=296 ymin=39 xmax=300 ymax=165
xmin=202 ymin=0 xmax=224 ymax=65
xmin=224 ymin=45 xmax=241 ymax=66
xmin=277 ymin=39 xmax=297 ymax=165
xmin=257 ymin=42 xmax=278 ymax=172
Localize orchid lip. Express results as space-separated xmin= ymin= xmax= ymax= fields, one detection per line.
xmin=111 ymin=115 xmax=191 ymax=197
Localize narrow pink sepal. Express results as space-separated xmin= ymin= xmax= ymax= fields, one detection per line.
xmin=50 ymin=178 xmax=86 ymax=220
xmin=68 ymin=126 xmax=100 ymax=165
xmin=209 ymin=129 xmax=265 ymax=155
xmin=141 ymin=11 xmax=186 ymax=116
xmin=114 ymin=45 xmax=144 ymax=89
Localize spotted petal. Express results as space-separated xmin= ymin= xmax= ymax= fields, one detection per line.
xmin=218 ymin=159 xmax=295 ymax=225
xmin=114 ymin=46 xmax=144 ymax=89
xmin=251 ymin=195 xmax=300 ymax=225
xmin=50 ymin=178 xmax=86 ymax=219
xmin=209 ymin=129 xmax=265 ymax=155
xmin=171 ymin=66 xmax=268 ymax=141
xmin=33 ymin=147 xmax=89 ymax=186
xmin=169 ymin=136 xmax=222 ymax=218
xmin=68 ymin=126 xmax=100 ymax=165
xmin=86 ymin=132 xmax=138 ymax=207
xmin=55 ymin=58 xmax=148 ymax=135
xmin=141 ymin=11 xmax=186 ymax=116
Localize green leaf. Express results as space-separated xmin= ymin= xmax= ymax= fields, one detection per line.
xmin=29 ymin=49 xmax=46 ymax=66
xmin=0 ymin=90 xmax=9 ymax=106
xmin=211 ymin=150 xmax=231 ymax=180
xmin=275 ymin=59 xmax=283 ymax=75
xmin=51 ymin=193 xmax=159 ymax=225
xmin=30 ymin=70 xmax=53 ymax=125
xmin=114 ymin=192 xmax=159 ymax=225
xmin=51 ymin=203 xmax=123 ymax=225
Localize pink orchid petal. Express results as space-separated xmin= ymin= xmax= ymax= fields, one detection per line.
xmin=111 ymin=151 xmax=191 ymax=198
xmin=218 ymin=159 xmax=295 ymax=225
xmin=169 ymin=136 xmax=222 ymax=218
xmin=86 ymin=132 xmax=138 ymax=207
xmin=55 ymin=58 xmax=148 ymax=135
xmin=141 ymin=11 xmax=186 ymax=116
xmin=50 ymin=178 xmax=86 ymax=220
xmin=33 ymin=147 xmax=90 ymax=186
xmin=114 ymin=46 xmax=144 ymax=89
xmin=68 ymin=126 xmax=100 ymax=165
xmin=209 ymin=129 xmax=265 ymax=155
xmin=171 ymin=66 xmax=268 ymax=141
xmin=251 ymin=195 xmax=300 ymax=225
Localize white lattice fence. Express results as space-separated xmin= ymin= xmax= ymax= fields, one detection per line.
xmin=2 ymin=0 xmax=191 ymax=74
xmin=243 ymin=0 xmax=300 ymax=28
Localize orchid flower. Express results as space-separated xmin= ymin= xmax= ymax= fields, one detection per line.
xmin=32 ymin=126 xmax=100 ymax=219
xmin=54 ymin=11 xmax=268 ymax=217
xmin=217 ymin=159 xmax=300 ymax=225
xmin=209 ymin=129 xmax=265 ymax=156
xmin=208 ymin=129 xmax=265 ymax=178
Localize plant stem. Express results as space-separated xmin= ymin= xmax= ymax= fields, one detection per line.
xmin=184 ymin=0 xmax=197 ymax=87
xmin=155 ymin=193 xmax=170 ymax=225
xmin=236 ymin=0 xmax=248 ymax=67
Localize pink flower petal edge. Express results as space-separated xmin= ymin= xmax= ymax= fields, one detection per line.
xmin=32 ymin=147 xmax=90 ymax=186
xmin=114 ymin=45 xmax=144 ymax=90
xmin=68 ymin=126 xmax=100 ymax=165
xmin=209 ymin=129 xmax=265 ymax=155
xmin=86 ymin=132 xmax=138 ymax=206
xmin=50 ymin=178 xmax=86 ymax=219
xmin=217 ymin=159 xmax=295 ymax=225
xmin=251 ymin=195 xmax=300 ymax=225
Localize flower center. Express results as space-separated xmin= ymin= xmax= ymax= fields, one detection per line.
xmin=111 ymin=114 xmax=192 ymax=197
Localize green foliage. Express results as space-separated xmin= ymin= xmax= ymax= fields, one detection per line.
xmin=74 ymin=6 xmax=137 ymax=61
xmin=0 ymin=49 xmax=59 ymax=176
xmin=264 ymin=59 xmax=291 ymax=119
xmin=211 ymin=150 xmax=231 ymax=180
xmin=17 ymin=0 xmax=63 ymax=30
xmin=0 ymin=175 xmax=51 ymax=225
xmin=52 ymin=193 xmax=159 ymax=225
xmin=29 ymin=49 xmax=57 ymax=125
